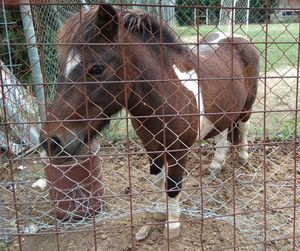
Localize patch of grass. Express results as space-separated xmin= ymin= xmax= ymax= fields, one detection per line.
xmin=276 ymin=117 xmax=300 ymax=140
xmin=101 ymin=110 xmax=137 ymax=144
xmin=175 ymin=22 xmax=300 ymax=72
xmin=245 ymin=23 xmax=299 ymax=72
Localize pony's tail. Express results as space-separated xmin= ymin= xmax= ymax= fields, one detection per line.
xmin=227 ymin=36 xmax=259 ymax=146
xmin=231 ymin=37 xmax=260 ymax=75
xmin=231 ymin=37 xmax=260 ymax=113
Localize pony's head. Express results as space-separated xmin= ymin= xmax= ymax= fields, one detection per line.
xmin=41 ymin=4 xmax=125 ymax=158
xmin=40 ymin=3 xmax=191 ymax=158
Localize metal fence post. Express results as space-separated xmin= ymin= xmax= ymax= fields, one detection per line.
xmin=80 ymin=0 xmax=89 ymax=12
xmin=19 ymin=0 xmax=46 ymax=122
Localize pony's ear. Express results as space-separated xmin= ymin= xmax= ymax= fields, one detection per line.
xmin=95 ymin=4 xmax=118 ymax=41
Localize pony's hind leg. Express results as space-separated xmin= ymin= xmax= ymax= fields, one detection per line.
xmin=238 ymin=120 xmax=250 ymax=164
xmin=210 ymin=129 xmax=230 ymax=174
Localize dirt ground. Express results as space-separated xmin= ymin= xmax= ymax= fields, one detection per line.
xmin=1 ymin=140 xmax=299 ymax=251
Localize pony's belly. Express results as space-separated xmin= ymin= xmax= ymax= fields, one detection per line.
xmin=173 ymin=65 xmax=213 ymax=140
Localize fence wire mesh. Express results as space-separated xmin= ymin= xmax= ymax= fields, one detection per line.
xmin=0 ymin=0 xmax=299 ymax=250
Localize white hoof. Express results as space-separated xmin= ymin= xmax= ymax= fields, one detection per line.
xmin=238 ymin=151 xmax=249 ymax=164
xmin=209 ymin=160 xmax=223 ymax=175
xmin=210 ymin=160 xmax=223 ymax=169
xmin=163 ymin=222 xmax=181 ymax=239
xmin=153 ymin=201 xmax=166 ymax=221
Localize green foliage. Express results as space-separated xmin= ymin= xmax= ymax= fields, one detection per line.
xmin=176 ymin=0 xmax=194 ymax=26
xmin=0 ymin=7 xmax=32 ymax=83
xmin=248 ymin=0 xmax=278 ymax=23
xmin=176 ymin=22 xmax=299 ymax=72
xmin=276 ymin=118 xmax=300 ymax=140
xmin=101 ymin=110 xmax=137 ymax=144
xmin=31 ymin=5 xmax=65 ymax=102
xmin=176 ymin=0 xmax=220 ymax=26
xmin=175 ymin=0 xmax=278 ymax=26
xmin=1 ymin=7 xmax=63 ymax=101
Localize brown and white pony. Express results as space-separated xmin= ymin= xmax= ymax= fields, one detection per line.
xmin=40 ymin=4 xmax=259 ymax=239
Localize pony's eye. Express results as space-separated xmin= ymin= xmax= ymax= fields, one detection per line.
xmin=89 ymin=65 xmax=105 ymax=75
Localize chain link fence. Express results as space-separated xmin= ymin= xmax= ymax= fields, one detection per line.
xmin=0 ymin=0 xmax=299 ymax=250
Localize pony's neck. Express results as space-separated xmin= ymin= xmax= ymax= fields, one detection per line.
xmin=119 ymin=33 xmax=196 ymax=116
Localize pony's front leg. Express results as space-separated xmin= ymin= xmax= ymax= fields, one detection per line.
xmin=150 ymin=153 xmax=165 ymax=191
xmin=149 ymin=153 xmax=167 ymax=221
xmin=162 ymin=154 xmax=186 ymax=239
xmin=148 ymin=152 xmax=186 ymax=239
xmin=210 ymin=129 xmax=230 ymax=174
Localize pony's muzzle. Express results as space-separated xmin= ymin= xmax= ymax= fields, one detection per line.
xmin=40 ymin=129 xmax=88 ymax=159
xmin=40 ymin=135 xmax=64 ymax=157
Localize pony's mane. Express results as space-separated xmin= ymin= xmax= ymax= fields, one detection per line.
xmin=122 ymin=9 xmax=186 ymax=54
xmin=57 ymin=6 xmax=188 ymax=61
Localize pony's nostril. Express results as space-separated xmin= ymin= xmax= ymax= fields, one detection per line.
xmin=49 ymin=136 xmax=63 ymax=155
xmin=40 ymin=135 xmax=64 ymax=156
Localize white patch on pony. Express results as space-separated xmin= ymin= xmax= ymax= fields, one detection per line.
xmin=208 ymin=32 xmax=249 ymax=45
xmin=166 ymin=222 xmax=181 ymax=230
xmin=152 ymin=163 xmax=167 ymax=221
xmin=210 ymin=129 xmax=230 ymax=174
xmin=151 ymin=169 xmax=165 ymax=191
xmin=199 ymin=116 xmax=214 ymax=140
xmin=163 ymin=193 xmax=181 ymax=239
xmin=65 ymin=50 xmax=81 ymax=77
xmin=238 ymin=120 xmax=250 ymax=163
xmin=173 ymin=65 xmax=203 ymax=112
xmin=173 ymin=65 xmax=212 ymax=139
xmin=208 ymin=32 xmax=228 ymax=44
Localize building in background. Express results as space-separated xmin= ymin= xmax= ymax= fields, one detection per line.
xmin=271 ymin=0 xmax=300 ymax=23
